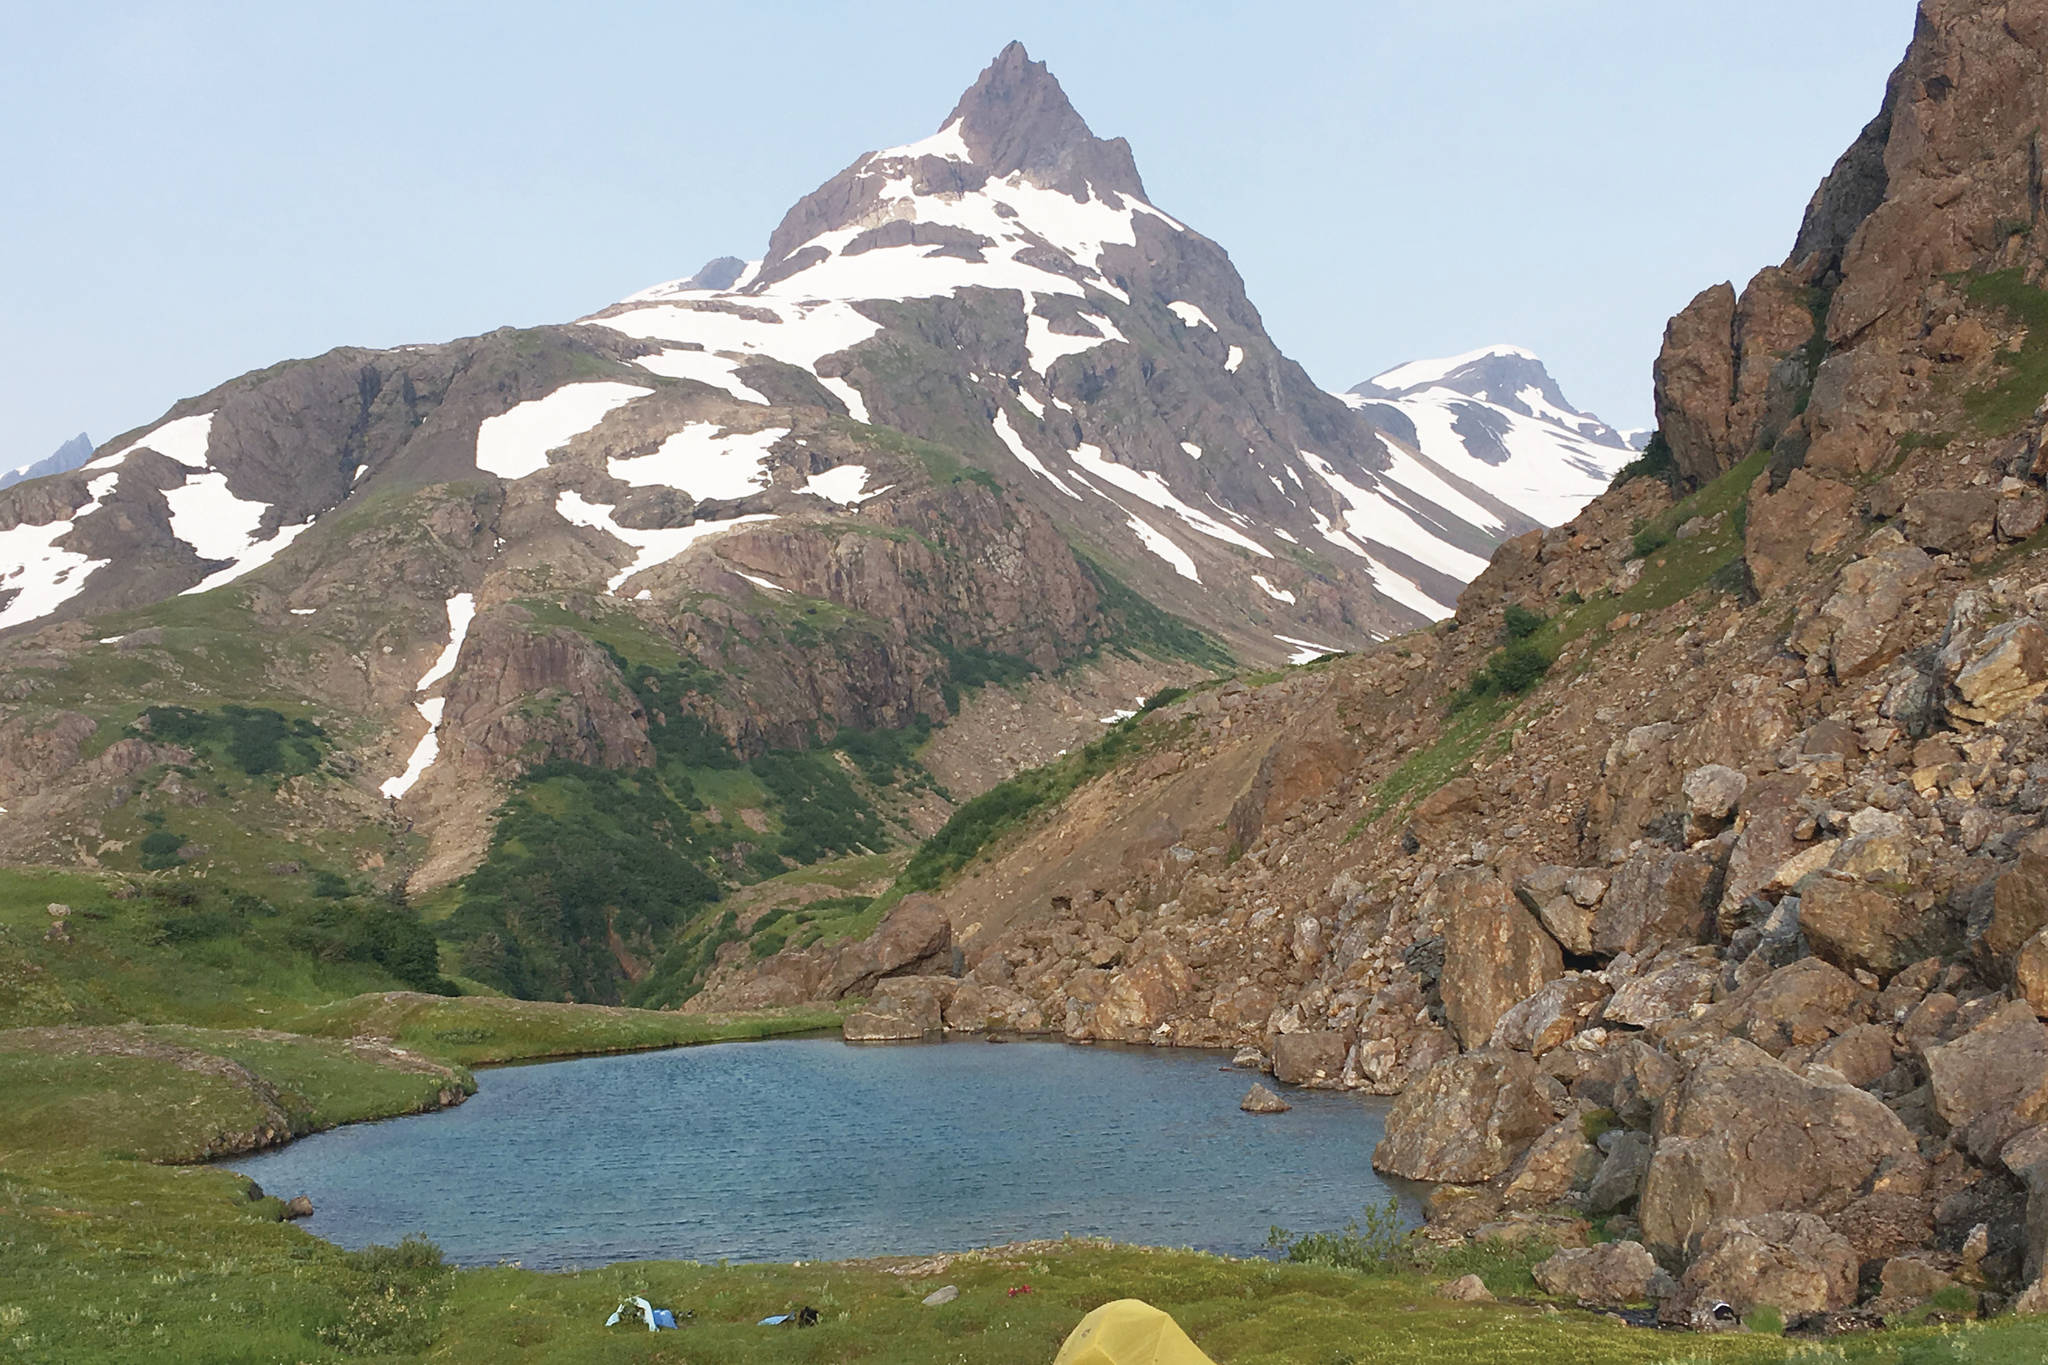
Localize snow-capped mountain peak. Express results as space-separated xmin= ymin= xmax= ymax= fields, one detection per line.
xmin=1340 ymin=348 xmax=1636 ymax=527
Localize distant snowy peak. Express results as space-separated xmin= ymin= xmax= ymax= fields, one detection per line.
xmin=2 ymin=432 xmax=95 ymax=492
xmin=1340 ymin=347 xmax=1636 ymax=528
xmin=1356 ymin=346 xmax=1629 ymax=448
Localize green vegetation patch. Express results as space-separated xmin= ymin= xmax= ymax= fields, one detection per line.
xmin=892 ymin=714 xmax=1157 ymax=897
xmin=135 ymin=704 xmax=327 ymax=779
xmin=1080 ymin=556 xmax=1235 ymax=671
xmin=1965 ymin=268 xmax=2048 ymax=434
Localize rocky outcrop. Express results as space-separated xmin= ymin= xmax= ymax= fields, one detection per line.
xmin=1533 ymin=1241 xmax=1673 ymax=1309
xmin=1639 ymin=1038 xmax=1920 ymax=1259
xmin=1373 ymin=1049 xmax=1555 ymax=1184
xmin=1660 ymin=1213 xmax=1860 ymax=1327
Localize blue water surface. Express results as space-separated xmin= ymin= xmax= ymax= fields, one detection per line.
xmin=223 ymin=1037 xmax=1404 ymax=1268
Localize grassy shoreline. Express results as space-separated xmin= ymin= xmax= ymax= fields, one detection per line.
xmin=3 ymin=971 xmax=2045 ymax=1359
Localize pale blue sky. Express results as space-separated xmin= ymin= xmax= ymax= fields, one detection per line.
xmin=3 ymin=1 xmax=1915 ymax=466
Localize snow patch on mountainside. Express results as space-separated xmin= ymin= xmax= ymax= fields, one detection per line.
xmin=557 ymin=491 xmax=776 ymax=593
xmin=476 ymin=382 xmax=651 ymax=479
xmin=381 ymin=592 xmax=477 ymax=800
xmin=1365 ymin=344 xmax=1537 ymax=393
xmin=608 ymin=423 xmax=788 ymax=501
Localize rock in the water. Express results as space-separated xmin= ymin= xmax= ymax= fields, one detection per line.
xmin=1532 ymin=1240 xmax=1672 ymax=1308
xmin=1435 ymin=1273 xmax=1494 ymax=1302
xmin=1373 ymin=1048 xmax=1555 ymax=1184
xmin=1660 ymin=1212 xmax=1859 ymax=1326
xmin=1240 ymin=1083 xmax=1290 ymax=1114
xmin=283 ymin=1195 xmax=314 ymax=1220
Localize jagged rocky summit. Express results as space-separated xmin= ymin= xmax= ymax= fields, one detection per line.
xmin=0 ymin=432 xmax=94 ymax=492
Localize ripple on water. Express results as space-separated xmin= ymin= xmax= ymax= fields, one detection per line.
xmin=223 ymin=1037 xmax=1405 ymax=1268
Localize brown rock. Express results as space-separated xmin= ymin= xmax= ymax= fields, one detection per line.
xmin=828 ymin=897 xmax=953 ymax=997
xmin=1810 ymin=1023 xmax=1897 ymax=1088
xmin=1801 ymin=876 xmax=1955 ymax=977
xmin=1491 ymin=975 xmax=1609 ymax=1056
xmin=1435 ymin=1273 xmax=1494 ymax=1303
xmin=1533 ymin=1240 xmax=1672 ymax=1309
xmin=1435 ymin=867 xmax=1564 ymax=1049
xmin=1987 ymin=853 xmax=2048 ymax=962
xmin=1661 ymin=1212 xmax=1859 ymax=1325
xmin=283 ymin=1195 xmax=314 ymax=1220
xmin=1585 ymin=1131 xmax=1653 ymax=1215
xmin=1603 ymin=950 xmax=1720 ymax=1028
xmin=1373 ymin=1049 xmax=1556 ymax=1184
xmin=1902 ymin=489 xmax=1999 ymax=555
xmin=1594 ymin=848 xmax=1716 ymax=959
xmin=1948 ymin=619 xmax=2048 ymax=725
xmin=1240 ymin=1082 xmax=1290 ymax=1114
xmin=1925 ymin=1000 xmax=2048 ymax=1159
xmin=1708 ymin=957 xmax=1869 ymax=1054
xmin=1745 ymin=469 xmax=1859 ymax=597
xmin=1638 ymin=1037 xmax=1920 ymax=1258
xmin=1271 ymin=1029 xmax=1348 ymax=1087
xmin=1653 ymin=283 xmax=1740 ymax=486
xmin=2019 ymin=928 xmax=2048 ymax=1017
xmin=1500 ymin=1111 xmax=1602 ymax=1210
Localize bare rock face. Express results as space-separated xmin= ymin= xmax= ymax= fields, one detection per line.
xmin=437 ymin=608 xmax=654 ymax=779
xmin=1604 ymin=949 xmax=1720 ymax=1028
xmin=1744 ymin=469 xmax=1859 ymax=597
xmin=1653 ymin=283 xmax=1740 ymax=487
xmin=1706 ymin=957 xmax=1870 ymax=1054
xmin=1373 ymin=1048 xmax=1556 ymax=1184
xmin=1638 ymin=1038 xmax=1921 ymax=1259
xmin=1800 ymin=875 xmax=1955 ymax=977
xmin=1271 ymin=1029 xmax=1349 ymax=1087
xmin=1499 ymin=1111 xmax=1602 ymax=1210
xmin=1985 ymin=853 xmax=2048 ymax=963
xmin=1533 ymin=1240 xmax=1674 ymax=1309
xmin=2019 ymin=929 xmax=2048 ymax=1016
xmin=1660 ymin=1212 xmax=1860 ymax=1327
xmin=1436 ymin=867 xmax=1564 ymax=1048
xmin=1925 ymin=1000 xmax=2048 ymax=1160
xmin=1790 ymin=537 xmax=1936 ymax=681
xmin=829 ymin=898 xmax=954 ymax=998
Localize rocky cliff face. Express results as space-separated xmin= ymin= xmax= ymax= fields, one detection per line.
xmin=707 ymin=3 xmax=2048 ymax=1325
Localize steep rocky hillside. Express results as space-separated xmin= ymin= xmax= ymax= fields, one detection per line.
xmin=0 ymin=44 xmax=1621 ymax=1008
xmin=710 ymin=1 xmax=2048 ymax=1329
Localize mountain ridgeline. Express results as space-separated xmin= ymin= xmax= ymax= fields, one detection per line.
xmin=0 ymin=44 xmax=1621 ymax=1006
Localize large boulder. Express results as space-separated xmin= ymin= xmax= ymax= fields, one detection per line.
xmin=1271 ymin=1029 xmax=1349 ymax=1087
xmin=1374 ymin=1049 xmax=1556 ymax=1184
xmin=1435 ymin=867 xmax=1564 ymax=1049
xmin=1491 ymin=975 xmax=1609 ymax=1056
xmin=1593 ymin=848 xmax=1717 ymax=958
xmin=1638 ymin=1038 xmax=1921 ymax=1258
xmin=942 ymin=981 xmax=1047 ymax=1033
xmin=1603 ymin=949 xmax=1720 ymax=1028
xmin=1925 ymin=999 xmax=2048 ymax=1159
xmin=1660 ymin=1212 xmax=1860 ymax=1326
xmin=842 ymin=974 xmax=955 ymax=1040
xmin=1499 ymin=1111 xmax=1602 ymax=1210
xmin=1947 ymin=619 xmax=2048 ymax=725
xmin=1533 ymin=1240 xmax=1674 ymax=1309
xmin=1985 ymin=852 xmax=2048 ymax=962
xmin=1094 ymin=951 xmax=1197 ymax=1043
xmin=1705 ymin=957 xmax=1869 ymax=1054
xmin=1800 ymin=875 xmax=1955 ymax=977
xmin=1791 ymin=539 xmax=1937 ymax=681
xmin=1585 ymin=1131 xmax=1653 ymax=1215
xmin=1902 ymin=488 xmax=1999 ymax=556
xmin=828 ymin=897 xmax=953 ymax=997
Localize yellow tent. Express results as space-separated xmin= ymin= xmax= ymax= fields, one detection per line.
xmin=1053 ymin=1299 xmax=1218 ymax=1365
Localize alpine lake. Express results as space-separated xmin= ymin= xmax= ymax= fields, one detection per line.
xmin=222 ymin=1035 xmax=1408 ymax=1268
